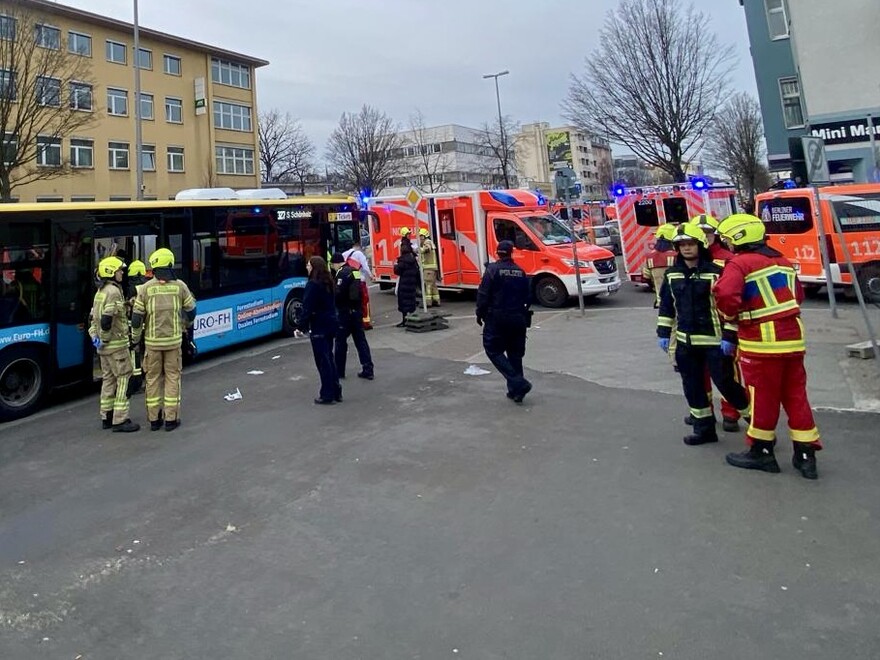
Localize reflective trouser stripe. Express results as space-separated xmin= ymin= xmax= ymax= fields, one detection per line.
xmin=144 ymin=347 xmax=183 ymax=423
xmin=99 ymin=350 xmax=133 ymax=425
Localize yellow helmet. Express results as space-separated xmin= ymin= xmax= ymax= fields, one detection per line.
xmin=149 ymin=248 xmax=175 ymax=269
xmin=690 ymin=214 xmax=720 ymax=232
xmin=717 ymin=213 xmax=766 ymax=247
xmin=671 ymin=222 xmax=708 ymax=247
xmin=128 ymin=260 xmax=146 ymax=277
xmin=400 ymin=227 xmax=411 ymax=237
xmin=97 ymin=256 xmax=124 ymax=279
xmin=655 ymin=224 xmax=677 ymax=241
xmin=418 ymin=228 xmax=429 ymax=237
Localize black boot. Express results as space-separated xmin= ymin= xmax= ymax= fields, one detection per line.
xmin=726 ymin=441 xmax=781 ymax=473
xmin=395 ymin=314 xmax=407 ymax=328
xmin=792 ymin=445 xmax=818 ymax=480
xmin=102 ymin=412 xmax=113 ymax=430
xmin=722 ymin=417 xmax=740 ymax=433
xmin=684 ymin=426 xmax=719 ymax=446
xmin=164 ymin=419 xmax=181 ymax=432
xmin=112 ymin=419 xmax=140 ymax=433
xmin=150 ymin=411 xmax=164 ymax=432
xmin=683 ymin=414 xmax=694 ymax=426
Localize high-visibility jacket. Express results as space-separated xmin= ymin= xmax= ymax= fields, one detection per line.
xmin=88 ymin=281 xmax=130 ymax=355
xmin=419 ymin=238 xmax=438 ymax=270
xmin=132 ymin=277 xmax=197 ymax=349
xmin=713 ymin=245 xmax=805 ymax=357
xmin=642 ymin=248 xmax=677 ymax=305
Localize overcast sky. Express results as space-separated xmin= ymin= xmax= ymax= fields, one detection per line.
xmin=60 ymin=0 xmax=757 ymax=161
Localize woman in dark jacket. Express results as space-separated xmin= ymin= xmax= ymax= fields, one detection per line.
xmin=297 ymin=256 xmax=341 ymax=404
xmin=393 ymin=243 xmax=420 ymax=327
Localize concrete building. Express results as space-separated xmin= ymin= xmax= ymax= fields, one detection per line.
xmin=0 ymin=0 xmax=267 ymax=202
xmin=740 ymin=0 xmax=880 ymax=181
xmin=515 ymin=122 xmax=612 ymax=199
xmin=382 ymin=124 xmax=511 ymax=197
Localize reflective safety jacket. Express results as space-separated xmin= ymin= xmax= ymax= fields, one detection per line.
xmin=713 ymin=245 xmax=805 ymax=357
xmin=657 ymin=255 xmax=734 ymax=347
xmin=131 ymin=277 xmax=197 ymax=349
xmin=709 ymin=241 xmax=735 ymax=268
xmin=642 ymin=248 xmax=677 ymax=307
xmin=419 ymin=238 xmax=438 ymax=270
xmin=89 ymin=281 xmax=130 ymax=355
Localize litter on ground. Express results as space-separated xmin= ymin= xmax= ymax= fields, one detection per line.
xmin=464 ymin=365 xmax=491 ymax=376
xmin=224 ymin=388 xmax=243 ymax=402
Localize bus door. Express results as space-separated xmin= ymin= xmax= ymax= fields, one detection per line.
xmin=326 ymin=208 xmax=358 ymax=257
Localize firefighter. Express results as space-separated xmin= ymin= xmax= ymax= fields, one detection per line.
xmin=399 ymin=227 xmax=413 ymax=255
xmin=125 ymin=260 xmax=148 ymax=396
xmin=418 ymin=228 xmax=441 ymax=307
xmin=88 ymin=256 xmax=139 ymax=432
xmin=476 ymin=240 xmax=533 ymax=403
xmin=642 ymin=224 xmax=677 ymax=308
xmin=330 ymin=252 xmax=374 ymax=380
xmin=131 ymin=248 xmax=197 ymax=432
xmin=714 ymin=214 xmax=822 ymax=479
xmin=657 ymin=223 xmax=750 ymax=446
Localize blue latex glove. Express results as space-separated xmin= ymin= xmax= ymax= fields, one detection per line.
xmin=721 ymin=340 xmax=736 ymax=356
xmin=92 ymin=336 xmax=102 ymax=350
xmin=657 ymin=337 xmax=670 ymax=353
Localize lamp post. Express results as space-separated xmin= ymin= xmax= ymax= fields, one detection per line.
xmin=133 ymin=0 xmax=144 ymax=200
xmin=483 ymin=70 xmax=509 ymax=188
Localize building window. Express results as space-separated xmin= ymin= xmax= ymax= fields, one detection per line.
xmin=35 ymin=76 xmax=61 ymax=107
xmin=165 ymin=97 xmax=183 ymax=123
xmin=141 ymin=144 xmax=156 ymax=171
xmin=108 ymin=141 xmax=130 ymax=169
xmin=70 ymin=138 xmax=94 ymax=168
xmin=69 ymin=82 xmax=92 ymax=111
xmin=779 ymin=77 xmax=805 ymax=129
xmin=167 ymin=146 xmax=184 ymax=172
xmin=0 ymin=15 xmax=16 ymax=41
xmin=213 ymin=101 xmax=252 ymax=131
xmin=215 ymin=146 xmax=254 ymax=175
xmin=163 ymin=54 xmax=181 ymax=75
xmin=34 ymin=24 xmax=60 ymax=50
xmin=136 ymin=47 xmax=152 ymax=69
xmin=107 ymin=88 xmax=128 ymax=116
xmin=71 ymin=195 xmax=95 ymax=202
xmin=0 ymin=69 xmax=13 ymax=100
xmin=109 ymin=195 xmax=131 ymax=201
xmin=765 ymin=0 xmax=789 ymax=40
xmin=36 ymin=195 xmax=63 ymax=202
xmin=68 ymin=31 xmax=92 ymax=57
xmin=106 ymin=40 xmax=126 ymax=64
xmin=138 ymin=93 xmax=154 ymax=120
xmin=211 ymin=58 xmax=251 ymax=89
xmin=2 ymin=132 xmax=17 ymax=165
xmin=36 ymin=136 xmax=61 ymax=167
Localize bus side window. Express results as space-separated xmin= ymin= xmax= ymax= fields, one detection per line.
xmin=1 ymin=230 xmax=50 ymax=327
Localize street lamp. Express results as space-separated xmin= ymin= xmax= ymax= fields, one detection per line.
xmin=483 ymin=70 xmax=510 ymax=188
xmin=133 ymin=0 xmax=144 ymax=200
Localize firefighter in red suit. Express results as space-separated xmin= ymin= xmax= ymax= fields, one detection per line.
xmin=714 ymin=214 xmax=822 ymax=479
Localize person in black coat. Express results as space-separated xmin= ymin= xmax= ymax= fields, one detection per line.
xmin=330 ymin=252 xmax=374 ymax=380
xmin=393 ymin=243 xmax=420 ymax=328
xmin=297 ymin=256 xmax=341 ymax=404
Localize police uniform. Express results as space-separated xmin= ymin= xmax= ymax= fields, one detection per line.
xmin=714 ymin=214 xmax=821 ymax=479
xmin=331 ymin=253 xmax=374 ymax=380
xmin=88 ymin=257 xmax=139 ymax=432
xmin=131 ymin=248 xmax=197 ymax=432
xmin=476 ymin=240 xmax=532 ymax=402
xmin=418 ymin=230 xmax=441 ymax=307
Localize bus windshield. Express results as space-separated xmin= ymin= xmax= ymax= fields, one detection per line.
xmin=521 ymin=214 xmax=577 ymax=245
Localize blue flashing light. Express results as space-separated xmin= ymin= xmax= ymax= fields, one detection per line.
xmin=253 ymin=207 xmax=261 ymax=214
xmin=612 ymin=184 xmax=627 ymax=197
xmin=534 ymin=190 xmax=548 ymax=206
xmin=783 ymin=179 xmax=797 ymax=189
xmin=488 ymin=191 xmax=525 ymax=207
xmin=358 ymin=188 xmax=374 ymax=206
xmin=691 ymin=177 xmax=709 ymax=191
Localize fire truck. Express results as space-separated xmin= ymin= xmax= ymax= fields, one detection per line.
xmin=615 ymin=181 xmax=739 ymax=285
xmin=366 ymin=189 xmax=620 ymax=308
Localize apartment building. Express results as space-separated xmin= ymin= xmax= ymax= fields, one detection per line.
xmin=516 ymin=122 xmax=613 ymax=199
xmin=0 ymin=0 xmax=267 ymax=202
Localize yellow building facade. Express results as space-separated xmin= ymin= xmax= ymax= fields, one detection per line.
xmin=1 ymin=0 xmax=267 ymax=202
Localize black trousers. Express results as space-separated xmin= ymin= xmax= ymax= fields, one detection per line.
xmin=483 ymin=322 xmax=529 ymax=395
xmin=335 ymin=313 xmax=373 ymax=378
xmin=310 ymin=334 xmax=340 ymax=401
xmin=675 ymin=343 xmax=749 ymax=435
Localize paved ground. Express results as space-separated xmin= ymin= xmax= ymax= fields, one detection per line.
xmin=1 ymin=279 xmax=879 ymax=659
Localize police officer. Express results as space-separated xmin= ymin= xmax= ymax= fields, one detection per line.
xmin=330 ymin=252 xmax=374 ymax=380
xmin=131 ymin=248 xmax=197 ymax=432
xmin=418 ymin=228 xmax=441 ymax=307
xmin=476 ymin=240 xmax=533 ymax=403
xmin=89 ymin=257 xmax=139 ymax=432
xmin=125 ymin=260 xmax=148 ymax=396
xmin=656 ymin=223 xmax=750 ymax=445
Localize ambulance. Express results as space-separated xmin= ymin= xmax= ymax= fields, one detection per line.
xmin=755 ymin=183 xmax=880 ymax=301
xmin=615 ymin=181 xmax=739 ymax=285
xmin=365 ymin=189 xmax=620 ymax=308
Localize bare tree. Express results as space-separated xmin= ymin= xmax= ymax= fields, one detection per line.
xmin=0 ymin=1 xmax=99 ymax=200
xmin=704 ymin=93 xmax=770 ymax=209
xmin=404 ymin=109 xmax=451 ymax=193
xmin=562 ymin=0 xmax=734 ymax=182
xmin=325 ymin=104 xmax=403 ymax=196
xmin=596 ymin=157 xmax=615 ymax=195
xmin=258 ymin=109 xmax=315 ymax=193
xmin=475 ymin=116 xmax=520 ymax=188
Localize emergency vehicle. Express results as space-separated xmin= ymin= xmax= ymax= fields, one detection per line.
xmin=756 ymin=183 xmax=880 ymax=301
xmin=615 ymin=181 xmax=739 ymax=285
xmin=366 ymin=189 xmax=620 ymax=308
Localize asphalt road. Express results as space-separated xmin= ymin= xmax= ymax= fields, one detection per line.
xmin=2 ymin=270 xmax=879 ymax=659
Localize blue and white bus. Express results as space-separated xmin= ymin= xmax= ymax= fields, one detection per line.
xmin=0 ymin=188 xmax=363 ymax=422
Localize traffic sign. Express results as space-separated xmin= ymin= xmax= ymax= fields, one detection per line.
xmin=405 ymin=186 xmax=423 ymax=211
xmin=801 ymin=136 xmax=831 ymax=185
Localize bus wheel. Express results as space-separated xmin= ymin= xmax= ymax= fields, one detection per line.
xmin=0 ymin=347 xmax=46 ymax=423
xmin=281 ymin=291 xmax=304 ymax=337
xmin=535 ymin=275 xmax=567 ymax=308
xmin=857 ymin=263 xmax=880 ymax=303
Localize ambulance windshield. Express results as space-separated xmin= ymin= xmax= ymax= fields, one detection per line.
xmin=521 ymin=214 xmax=577 ymax=246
